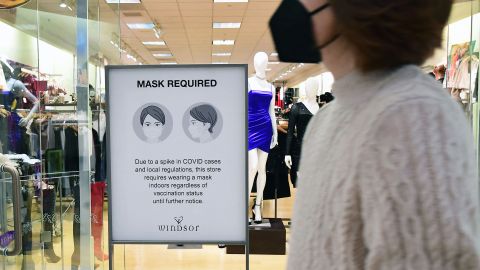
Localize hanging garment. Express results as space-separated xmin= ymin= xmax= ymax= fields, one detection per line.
xmin=21 ymin=178 xmax=33 ymax=254
xmin=64 ymin=127 xmax=79 ymax=196
xmin=252 ymin=131 xmax=291 ymax=200
xmin=474 ymin=66 xmax=479 ymax=100
xmin=286 ymin=102 xmax=314 ymax=155
xmin=92 ymin=129 xmax=104 ymax=182
xmin=91 ymin=181 xmax=108 ymax=260
xmin=286 ymin=102 xmax=315 ymax=186
xmin=453 ymin=56 xmax=480 ymax=89
xmin=72 ymin=181 xmax=108 ymax=264
xmin=92 ymin=110 xmax=106 ymax=142
xmin=71 ymin=183 xmax=80 ymax=266
xmin=248 ymin=89 xmax=274 ymax=153
xmin=42 ymin=188 xmax=60 ymax=262
xmin=0 ymin=116 xmax=7 ymax=153
xmin=6 ymin=113 xmax=29 ymax=154
xmin=64 ymin=127 xmax=79 ymax=173
xmin=1 ymin=86 xmax=16 ymax=112
xmin=46 ymin=149 xmax=64 ymax=175
xmin=102 ymin=133 xmax=107 ymax=182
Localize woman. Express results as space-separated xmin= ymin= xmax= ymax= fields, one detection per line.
xmin=140 ymin=105 xmax=165 ymax=143
xmin=270 ymin=0 xmax=480 ymax=269
xmin=188 ymin=104 xmax=218 ymax=143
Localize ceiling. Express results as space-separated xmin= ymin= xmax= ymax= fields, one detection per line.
xmin=116 ymin=0 xmax=298 ymax=82
xmin=0 ymin=0 xmax=477 ymax=88
xmin=116 ymin=0 xmax=476 ymax=85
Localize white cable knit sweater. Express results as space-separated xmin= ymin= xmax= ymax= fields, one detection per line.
xmin=287 ymin=65 xmax=480 ymax=270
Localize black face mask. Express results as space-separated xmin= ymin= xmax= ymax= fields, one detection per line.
xmin=269 ymin=0 xmax=339 ymax=63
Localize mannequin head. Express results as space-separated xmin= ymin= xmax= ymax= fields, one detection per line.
xmin=188 ymin=104 xmax=218 ymax=143
xmin=253 ymin=52 xmax=269 ymax=77
xmin=305 ymin=77 xmax=319 ymax=100
xmin=140 ymin=106 xmax=165 ymax=141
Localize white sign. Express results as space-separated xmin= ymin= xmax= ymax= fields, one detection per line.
xmin=106 ymin=65 xmax=247 ymax=243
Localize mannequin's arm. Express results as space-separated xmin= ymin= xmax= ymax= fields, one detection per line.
xmin=12 ymin=81 xmax=39 ymax=126
xmin=269 ymin=85 xmax=278 ymax=148
xmin=277 ymin=119 xmax=288 ymax=134
xmin=285 ymin=104 xmax=298 ymax=169
xmin=21 ymin=90 xmax=40 ymax=126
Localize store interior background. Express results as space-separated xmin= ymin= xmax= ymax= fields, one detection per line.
xmin=0 ymin=0 xmax=479 ymax=269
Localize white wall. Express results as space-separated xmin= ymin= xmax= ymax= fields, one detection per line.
xmin=0 ymin=20 xmax=75 ymax=94
xmin=295 ymin=72 xmax=334 ymax=98
xmin=0 ymin=20 xmax=37 ymax=67
xmin=447 ymin=13 xmax=480 ymax=51
xmin=39 ymin=40 xmax=74 ymax=94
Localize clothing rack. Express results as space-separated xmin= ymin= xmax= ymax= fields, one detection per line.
xmin=20 ymin=68 xmax=37 ymax=77
xmin=50 ymin=119 xmax=89 ymax=126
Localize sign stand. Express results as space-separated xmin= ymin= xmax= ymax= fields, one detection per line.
xmin=107 ymin=241 xmax=249 ymax=270
xmin=105 ymin=65 xmax=249 ymax=269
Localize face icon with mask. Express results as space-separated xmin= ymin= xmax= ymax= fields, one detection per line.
xmin=269 ymin=0 xmax=339 ymax=63
xmin=187 ymin=104 xmax=218 ymax=144
xmin=140 ymin=106 xmax=165 ymax=143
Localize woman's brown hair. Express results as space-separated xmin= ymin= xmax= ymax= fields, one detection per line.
xmin=330 ymin=0 xmax=453 ymax=72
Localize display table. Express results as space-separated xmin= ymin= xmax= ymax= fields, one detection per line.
xmin=226 ymin=218 xmax=286 ymax=255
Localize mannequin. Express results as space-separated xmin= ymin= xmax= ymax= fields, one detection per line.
xmin=0 ymin=57 xmax=39 ymax=127
xmin=285 ymin=77 xmax=320 ymax=174
xmin=248 ymin=52 xmax=278 ymax=224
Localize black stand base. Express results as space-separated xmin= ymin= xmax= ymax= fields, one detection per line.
xmin=226 ymin=218 xmax=286 ymax=255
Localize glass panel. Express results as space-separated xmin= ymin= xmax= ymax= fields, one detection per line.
xmin=472 ymin=0 xmax=480 ymax=174
xmin=446 ymin=1 xmax=480 ymax=173
xmin=36 ymin=0 xmax=87 ymax=267
xmin=0 ymin=0 xmax=44 ymax=269
xmin=0 ymin=0 xmax=119 ymax=269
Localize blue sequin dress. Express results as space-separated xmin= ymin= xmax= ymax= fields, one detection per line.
xmin=248 ymin=89 xmax=273 ymax=153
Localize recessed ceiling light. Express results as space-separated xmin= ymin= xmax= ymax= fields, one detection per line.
xmin=153 ymin=27 xmax=163 ymax=39
xmin=153 ymin=53 xmax=173 ymax=58
xmin=270 ymin=52 xmax=278 ymax=57
xmin=143 ymin=41 xmax=166 ymax=46
xmin=214 ymin=0 xmax=248 ymax=2
xmin=213 ymin=40 xmax=235 ymax=46
xmin=213 ymin=22 xmax=241 ymax=29
xmin=59 ymin=0 xmax=67 ymax=8
xmin=212 ymin=52 xmax=232 ymax=56
xmin=106 ymin=0 xmax=140 ymax=3
xmin=160 ymin=62 xmax=177 ymax=65
xmin=213 ymin=62 xmax=229 ymax=64
xmin=268 ymin=61 xmax=280 ymax=65
xmin=127 ymin=23 xmax=155 ymax=30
